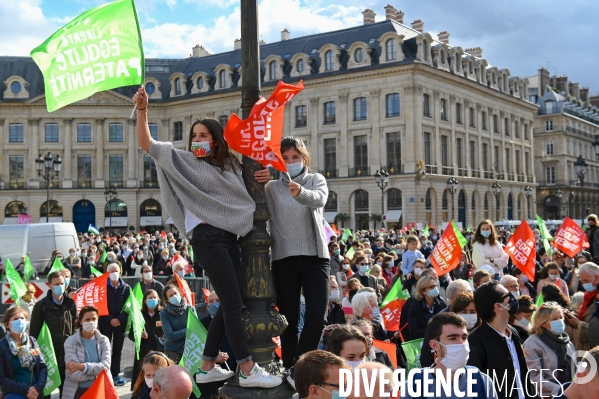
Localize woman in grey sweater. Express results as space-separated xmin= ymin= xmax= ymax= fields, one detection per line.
xmin=255 ymin=137 xmax=330 ymax=381
xmin=132 ymin=87 xmax=281 ymax=388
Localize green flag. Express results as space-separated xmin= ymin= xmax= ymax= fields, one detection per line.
xmin=99 ymin=250 xmax=107 ymax=264
xmin=38 ymin=322 xmax=61 ymax=395
xmin=23 ymin=255 xmax=35 ymax=281
xmin=451 ymin=221 xmax=469 ymax=248
xmin=30 ymin=0 xmax=144 ymax=112
xmin=5 ymin=259 xmax=26 ymax=301
xmin=48 ymin=257 xmax=66 ymax=276
xmin=341 ymin=229 xmax=352 ymax=241
xmin=188 ymin=245 xmax=195 ymax=263
xmin=90 ymin=265 xmax=103 ymax=277
xmin=133 ymin=282 xmax=144 ymax=308
xmin=345 ymin=246 xmax=355 ymax=259
xmin=180 ymin=308 xmax=206 ymax=398
xmin=122 ymin=287 xmax=146 ymax=359
xmin=401 ymin=338 xmax=424 ymax=373
xmin=536 ymin=215 xmax=553 ymax=258
xmin=535 ymin=292 xmax=544 ymax=308
xmin=423 ymin=226 xmax=430 ymax=237
xmin=381 ymin=277 xmax=410 ymax=308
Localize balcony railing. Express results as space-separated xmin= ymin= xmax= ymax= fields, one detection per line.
xmin=442 ymin=166 xmax=453 ymax=176
xmin=471 ymin=170 xmax=481 ymax=178
xmin=527 ymin=176 xmax=534 ymax=183
xmin=484 ymin=171 xmax=494 ymax=179
xmin=507 ymin=174 xmax=515 ymax=181
xmin=457 ymin=168 xmax=468 ymax=177
xmin=517 ymin=175 xmax=525 ymax=182
xmin=320 ymin=169 xmax=338 ymax=179
xmin=74 ymin=181 xmax=94 ymax=189
xmin=425 ymin=164 xmax=438 ymax=175
xmin=497 ymin=173 xmax=505 ymax=180
xmin=348 ymin=167 xmax=370 ymax=177
xmin=106 ymin=181 xmax=124 ymax=188
xmin=142 ymin=181 xmax=160 ymax=188
xmin=387 ymin=164 xmax=404 ymax=175
xmin=39 ymin=181 xmax=61 ymax=189
xmin=569 ymin=179 xmax=599 ymax=188
xmin=5 ymin=181 xmax=26 ymax=190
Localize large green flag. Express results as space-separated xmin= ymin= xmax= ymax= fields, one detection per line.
xmin=189 ymin=245 xmax=195 ymax=263
xmin=30 ymin=0 xmax=144 ymax=113
xmin=38 ymin=322 xmax=61 ymax=395
xmin=345 ymin=246 xmax=355 ymax=260
xmin=90 ymin=265 xmax=103 ymax=277
xmin=451 ymin=220 xmax=469 ymax=248
xmin=122 ymin=288 xmax=145 ymax=359
xmin=423 ymin=226 xmax=430 ymax=237
xmin=99 ymin=250 xmax=107 ymax=265
xmin=180 ymin=308 xmax=207 ymax=398
xmin=133 ymin=282 xmax=144 ymax=308
xmin=23 ymin=255 xmax=35 ymax=281
xmin=341 ymin=229 xmax=352 ymax=241
xmin=381 ymin=277 xmax=410 ymax=308
xmin=536 ymin=215 xmax=553 ymax=258
xmin=48 ymin=257 xmax=66 ymax=276
xmin=5 ymin=259 xmax=26 ymax=301
xmin=401 ymin=338 xmax=424 ymax=373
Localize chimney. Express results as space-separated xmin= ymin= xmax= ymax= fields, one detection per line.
xmin=569 ymin=82 xmax=580 ymax=101
xmin=411 ymin=19 xmax=424 ymax=32
xmin=384 ymin=4 xmax=397 ymax=21
xmin=281 ymin=28 xmax=290 ymax=41
xmin=362 ymin=9 xmax=376 ymax=25
xmin=233 ymin=38 xmax=241 ymax=50
xmin=465 ymin=47 xmax=483 ymax=58
xmin=192 ymin=44 xmax=209 ymax=58
xmin=590 ymin=96 xmax=599 ymax=108
xmin=396 ymin=9 xmax=404 ymax=24
xmin=555 ymin=76 xmax=569 ymax=96
xmin=539 ymin=68 xmax=550 ymax=93
xmin=438 ymin=31 xmax=449 ymax=44
xmin=259 ymin=39 xmax=266 ymax=45
xmin=580 ymin=87 xmax=589 ymax=102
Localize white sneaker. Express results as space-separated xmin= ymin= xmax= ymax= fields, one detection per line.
xmin=238 ymin=363 xmax=283 ymax=388
xmin=195 ymin=365 xmax=234 ymax=383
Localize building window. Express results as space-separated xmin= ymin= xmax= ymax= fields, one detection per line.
xmin=546 ymin=101 xmax=554 ymax=114
xmin=386 ymin=93 xmax=400 ymax=117
xmin=469 ymin=107 xmax=476 ymax=128
xmin=505 ymin=149 xmax=511 ymax=173
xmin=174 ymin=78 xmax=181 ymax=95
xmin=440 ymin=99 xmax=448 ymax=121
xmin=545 ymin=120 xmax=553 ymax=131
xmin=354 ymin=135 xmax=368 ymax=172
xmin=525 ymin=152 xmax=530 ymax=173
xmin=8 ymin=124 xmax=24 ymax=143
xmin=354 ymin=97 xmax=367 ymax=121
xmin=515 ymin=121 xmax=520 ymax=138
xmin=218 ymin=115 xmax=229 ymax=127
xmin=457 ymin=138 xmax=463 ymax=168
xmin=269 ymin=61 xmax=278 ymax=80
xmin=324 ymin=101 xmax=336 ymax=124
xmin=173 ymin=121 xmax=183 ymax=141
xmin=149 ymin=123 xmax=158 ymax=140
xmin=354 ymin=48 xmax=364 ymax=63
xmin=493 ymin=114 xmax=499 ymax=133
xmin=423 ymin=93 xmax=431 ymax=117
xmin=295 ymin=105 xmax=307 ymax=127
xmin=482 ymin=111 xmax=487 ymax=130
xmin=546 ymin=166 xmax=556 ymax=184
xmin=387 ymin=133 xmax=401 ymax=173
xmin=109 ymin=155 xmax=123 ymax=186
xmin=77 ymin=155 xmax=92 ymax=187
xmin=441 ymin=135 xmax=449 ymax=167
xmin=144 ymin=155 xmax=158 ymax=187
xmin=524 ymin=123 xmax=529 ymax=140
xmin=456 ymin=103 xmax=462 ymax=125
xmin=516 ymin=150 xmax=521 ymax=174
xmin=494 ymin=146 xmax=500 ymax=170
xmin=296 ymin=59 xmax=305 ymax=73
xmin=567 ymin=139 xmax=570 ymax=155
xmin=470 ymin=140 xmax=476 ymax=169
xmin=109 ymin=123 xmax=123 ymax=142
xmin=326 ymin=191 xmax=338 ymax=211
xmin=219 ymin=70 xmax=226 ymax=88
xmin=504 ymin=118 xmax=510 ymax=136
xmin=422 ymin=40 xmax=429 ymax=61
xmin=325 ymin=50 xmax=334 ymax=71
xmin=44 ymin=123 xmax=59 ymax=143
xmin=386 ymin=39 xmax=397 ymax=61
xmin=77 ymin=123 xmax=92 ymax=142
xmin=324 ymin=138 xmax=336 ymax=176
xmin=482 ymin=143 xmax=488 ymax=171
xmin=424 ymin=132 xmax=432 ymax=164
xmin=9 ymin=156 xmax=24 ymax=186
xmin=145 ymin=82 xmax=156 ymax=95
xmin=10 ymin=81 xmax=21 ymax=94
xmin=546 ymin=140 xmax=554 ymax=155
xmin=387 ymin=189 xmax=402 ymax=210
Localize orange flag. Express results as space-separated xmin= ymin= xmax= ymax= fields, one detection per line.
xmin=504 ymin=220 xmax=536 ymax=282
xmin=224 ymin=80 xmax=304 ymax=172
xmin=201 ymin=287 xmax=210 ymax=303
xmin=429 ymin=221 xmax=469 ymax=276
xmin=75 ymin=273 xmax=109 ymax=316
xmin=80 ymin=369 xmax=118 ymax=399
xmin=272 ymin=336 xmax=282 ymax=359
xmin=173 ymin=273 xmax=194 ymax=306
xmin=553 ymin=217 xmax=590 ymax=258
xmin=373 ymin=339 xmax=398 ymax=369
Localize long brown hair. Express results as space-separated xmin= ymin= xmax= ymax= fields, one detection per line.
xmin=281 ymin=136 xmax=311 ymax=171
xmin=142 ymin=289 xmax=162 ymax=314
xmin=473 ymin=219 xmax=498 ymax=246
xmin=187 ymin=119 xmax=237 ymax=171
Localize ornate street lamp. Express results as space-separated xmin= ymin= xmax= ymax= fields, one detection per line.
xmin=35 ymin=152 xmax=62 ymax=223
xmin=492 ymin=181 xmax=502 ymax=221
xmin=104 ymin=187 xmax=117 ymax=235
xmin=447 ymin=176 xmax=458 ymax=220
xmin=574 ymin=155 xmax=587 ymax=224
xmin=375 ymin=169 xmax=389 ymax=219
xmin=523 ymin=185 xmax=533 ymax=220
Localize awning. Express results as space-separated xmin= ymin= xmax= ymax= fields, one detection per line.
xmin=3 ymin=218 xmax=18 ymax=225
xmin=324 ymin=212 xmax=338 ymax=223
xmin=384 ymin=210 xmax=402 ymax=223
xmin=140 ymin=216 xmax=162 ymax=226
xmin=166 ymin=217 xmax=174 ymax=224
xmin=104 ymin=217 xmax=128 ymax=227
xmin=38 ymin=217 xmax=63 ymax=223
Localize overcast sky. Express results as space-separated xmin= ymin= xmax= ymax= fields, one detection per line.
xmin=1 ymin=0 xmax=597 ymax=93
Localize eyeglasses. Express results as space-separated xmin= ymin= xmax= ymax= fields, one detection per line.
xmin=540 ymin=301 xmax=559 ymax=308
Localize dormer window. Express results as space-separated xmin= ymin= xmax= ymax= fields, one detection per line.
xmin=145 ymin=78 xmax=162 ymax=98
xmin=219 ymin=70 xmax=226 ymax=88
xmin=355 ymin=48 xmax=364 ymax=63
xmin=423 ymin=40 xmax=429 ymax=61
xmin=145 ymin=82 xmax=156 ymax=95
xmin=174 ymin=78 xmax=181 ymax=95
xmin=269 ymin=61 xmax=278 ymax=80
xmin=440 ymin=50 xmax=446 ymax=64
xmin=386 ymin=39 xmax=397 ymax=61
xmin=290 ymin=54 xmax=312 ymax=77
xmin=10 ymin=81 xmax=21 ymax=94
xmin=3 ymin=76 xmax=30 ymax=99
xmin=197 ymin=77 xmax=204 ymax=90
xmin=297 ymin=59 xmax=305 ymax=73
xmin=325 ymin=50 xmax=334 ymax=71
xmin=469 ymin=61 xmax=474 ymax=75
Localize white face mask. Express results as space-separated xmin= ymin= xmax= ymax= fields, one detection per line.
xmin=460 ymin=314 xmax=478 ymax=330
xmin=82 ymin=321 xmax=97 ymax=333
xmin=145 ymin=377 xmax=153 ymax=388
xmin=435 ymin=341 xmax=470 ymax=370
xmin=142 ymin=272 xmax=152 ymax=281
xmin=346 ymin=359 xmax=365 ymax=369
xmin=177 ymin=270 xmax=185 ymax=278
xmin=329 ymin=289 xmax=339 ymax=301
xmin=109 ymin=271 xmax=119 ymax=281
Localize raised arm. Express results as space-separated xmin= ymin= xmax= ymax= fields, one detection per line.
xmin=132 ymin=87 xmax=152 ymax=153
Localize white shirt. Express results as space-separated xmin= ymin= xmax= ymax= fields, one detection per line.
xmin=487 ymin=323 xmax=525 ymax=399
xmin=184 ymin=208 xmax=203 ymax=233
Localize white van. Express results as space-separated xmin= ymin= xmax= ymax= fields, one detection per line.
xmin=0 ymin=223 xmax=79 ymax=272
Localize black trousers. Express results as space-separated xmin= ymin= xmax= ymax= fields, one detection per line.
xmin=272 ymin=255 xmax=330 ymax=368
xmin=99 ymin=327 xmax=126 ymax=378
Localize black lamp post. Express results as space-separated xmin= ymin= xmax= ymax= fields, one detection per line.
xmin=35 ymin=152 xmax=62 ymax=223
xmin=523 ymin=185 xmax=533 ymax=220
xmin=556 ymin=189 xmax=563 ymax=218
xmin=375 ymin=169 xmax=389 ymax=218
xmin=492 ymin=181 xmax=502 ymax=221
xmin=574 ymin=155 xmax=587 ymax=224
xmin=104 ymin=187 xmax=117 ymax=235
xmin=446 ymin=176 xmax=458 ymax=220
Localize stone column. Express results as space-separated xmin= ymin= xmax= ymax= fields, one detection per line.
xmin=63 ymin=118 xmax=73 ymax=188
xmin=184 ymin=115 xmax=192 ymax=144
xmin=309 ymin=98 xmax=320 ymax=172
xmin=403 ymin=85 xmax=423 ymax=174
xmin=433 ymin=90 xmax=442 ymax=171
xmin=127 ymin=120 xmax=137 ymax=187
xmin=499 ymin=111 xmax=506 ymax=176
xmin=95 ymin=118 xmax=105 ymax=188
xmin=160 ymin=119 xmax=169 ymax=142
xmin=370 ymin=89 xmax=381 ymax=173
xmin=0 ymin=119 xmax=5 ymax=188
xmin=28 ymin=118 xmax=40 ymax=188
xmin=338 ymin=93 xmax=349 ymax=176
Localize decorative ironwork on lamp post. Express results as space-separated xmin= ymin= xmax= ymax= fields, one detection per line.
xmin=574 ymin=155 xmax=587 ymax=225
xmin=447 ymin=176 xmax=458 ymax=220
xmin=104 ymin=187 xmax=117 ymax=235
xmin=35 ymin=152 xmax=62 ymax=223
xmin=375 ymin=169 xmax=389 ymax=218
xmin=523 ymin=185 xmax=533 ymax=220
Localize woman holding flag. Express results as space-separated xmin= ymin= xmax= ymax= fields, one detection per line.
xmin=132 ymin=88 xmax=281 ymax=388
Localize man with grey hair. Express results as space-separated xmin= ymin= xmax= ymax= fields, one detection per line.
xmin=150 ymin=365 xmax=193 ymax=399
xmin=499 ymin=274 xmax=520 ymax=297
xmin=565 ymin=262 xmax=599 ymax=350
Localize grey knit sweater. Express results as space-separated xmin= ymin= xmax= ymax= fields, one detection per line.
xmin=265 ymin=168 xmax=329 ymax=261
xmin=148 ymin=140 xmax=255 ymax=238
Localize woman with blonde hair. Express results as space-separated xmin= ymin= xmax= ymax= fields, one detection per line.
xmin=407 ymin=275 xmax=446 ymax=339
xmin=471 ymin=219 xmax=509 ymax=276
xmin=523 ymin=302 xmax=576 ymax=398
xmin=131 ymin=351 xmax=172 ymax=399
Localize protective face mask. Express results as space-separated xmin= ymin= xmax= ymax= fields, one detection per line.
xmin=414 ymin=268 xmax=423 ymax=276
xmin=500 ymin=293 xmax=519 ymax=316
xmin=138 ymin=254 xmax=144 ymax=259
xmin=107 ymin=257 xmax=113 ymax=262
xmin=481 ymin=230 xmax=492 ymax=238
xmin=549 ymin=319 xmax=566 ymax=335
xmin=286 ymin=161 xmax=303 ymax=178
xmin=163 ymin=256 xmax=169 ymax=261
xmin=333 ymin=249 xmax=340 ymax=256
xmin=435 ymin=341 xmax=470 ymax=370
xmin=11 ymin=319 xmax=27 ymax=334
xmin=376 ymin=261 xmax=383 ymax=267
xmin=342 ymin=264 xmax=349 ymax=270
xmin=191 ymin=141 xmax=213 ymax=157
xmin=549 ymin=274 xmax=558 ymax=281
xmin=208 ymin=301 xmax=220 ymax=317
xmin=346 ymin=359 xmax=365 ymax=369
xmin=516 ymin=317 xmax=531 ymax=328
xmin=145 ymin=378 xmax=153 ymax=388
xmin=460 ymin=314 xmax=478 ymax=330
xmin=521 ymin=275 xmax=529 ymax=283
xmin=371 ymin=307 xmax=381 ymax=319
xmin=169 ymin=294 xmax=182 ymax=305
xmin=183 ymin=251 xmax=188 ymax=256
xmin=65 ymin=278 xmax=70 ymax=287
xmin=359 ymin=265 xmax=369 ymax=274
xmin=317 ymin=386 xmax=345 ymax=399
xmin=109 ymin=271 xmax=120 ymax=281
xmin=82 ymin=321 xmax=97 ymax=333
xmin=70 ymin=252 xmax=76 ymax=257
xmin=329 ymin=289 xmax=339 ymax=301
xmin=53 ymin=284 xmax=65 ymax=296
xmin=158 ymin=246 xmax=164 ymax=251
xmin=143 ymin=272 xmax=153 ymax=281
xmin=583 ymin=282 xmax=596 ymax=292
xmin=427 ymin=287 xmax=440 ymax=298
xmin=147 ymin=299 xmax=159 ymax=309
xmin=177 ymin=270 xmax=185 ymax=278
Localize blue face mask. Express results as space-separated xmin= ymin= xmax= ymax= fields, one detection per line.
xmin=583 ymin=282 xmax=596 ymax=292
xmin=147 ymin=299 xmax=159 ymax=309
xmin=107 ymin=257 xmax=113 ymax=262
xmin=169 ymin=294 xmax=182 ymax=305
xmin=65 ymin=278 xmax=70 ymax=287
xmin=11 ymin=319 xmax=27 ymax=334
xmin=191 ymin=141 xmax=213 ymax=157
xmin=481 ymin=230 xmax=492 ymax=238
xmin=371 ymin=307 xmax=381 ymax=319
xmin=208 ymin=301 xmax=220 ymax=317
xmin=286 ymin=161 xmax=303 ymax=178
xmin=359 ymin=265 xmax=369 ymax=274
xmin=427 ymin=287 xmax=440 ymax=298
xmin=53 ymin=284 xmax=65 ymax=297
xmin=549 ymin=319 xmax=566 ymax=335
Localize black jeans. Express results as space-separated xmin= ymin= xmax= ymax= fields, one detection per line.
xmin=272 ymin=255 xmax=330 ymax=368
xmin=99 ymin=326 xmax=126 ymax=378
xmin=190 ymin=224 xmax=251 ymax=364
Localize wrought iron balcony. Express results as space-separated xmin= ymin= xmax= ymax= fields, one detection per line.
xmin=387 ymin=164 xmax=404 ymax=175
xmin=457 ymin=168 xmax=468 ymax=177
xmin=319 ymin=169 xmax=338 ymax=178
xmin=442 ymin=166 xmax=453 ymax=176
xmin=348 ymin=167 xmax=370 ymax=177
xmin=425 ymin=164 xmax=438 ymax=175
xmin=5 ymin=181 xmax=27 ymax=190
